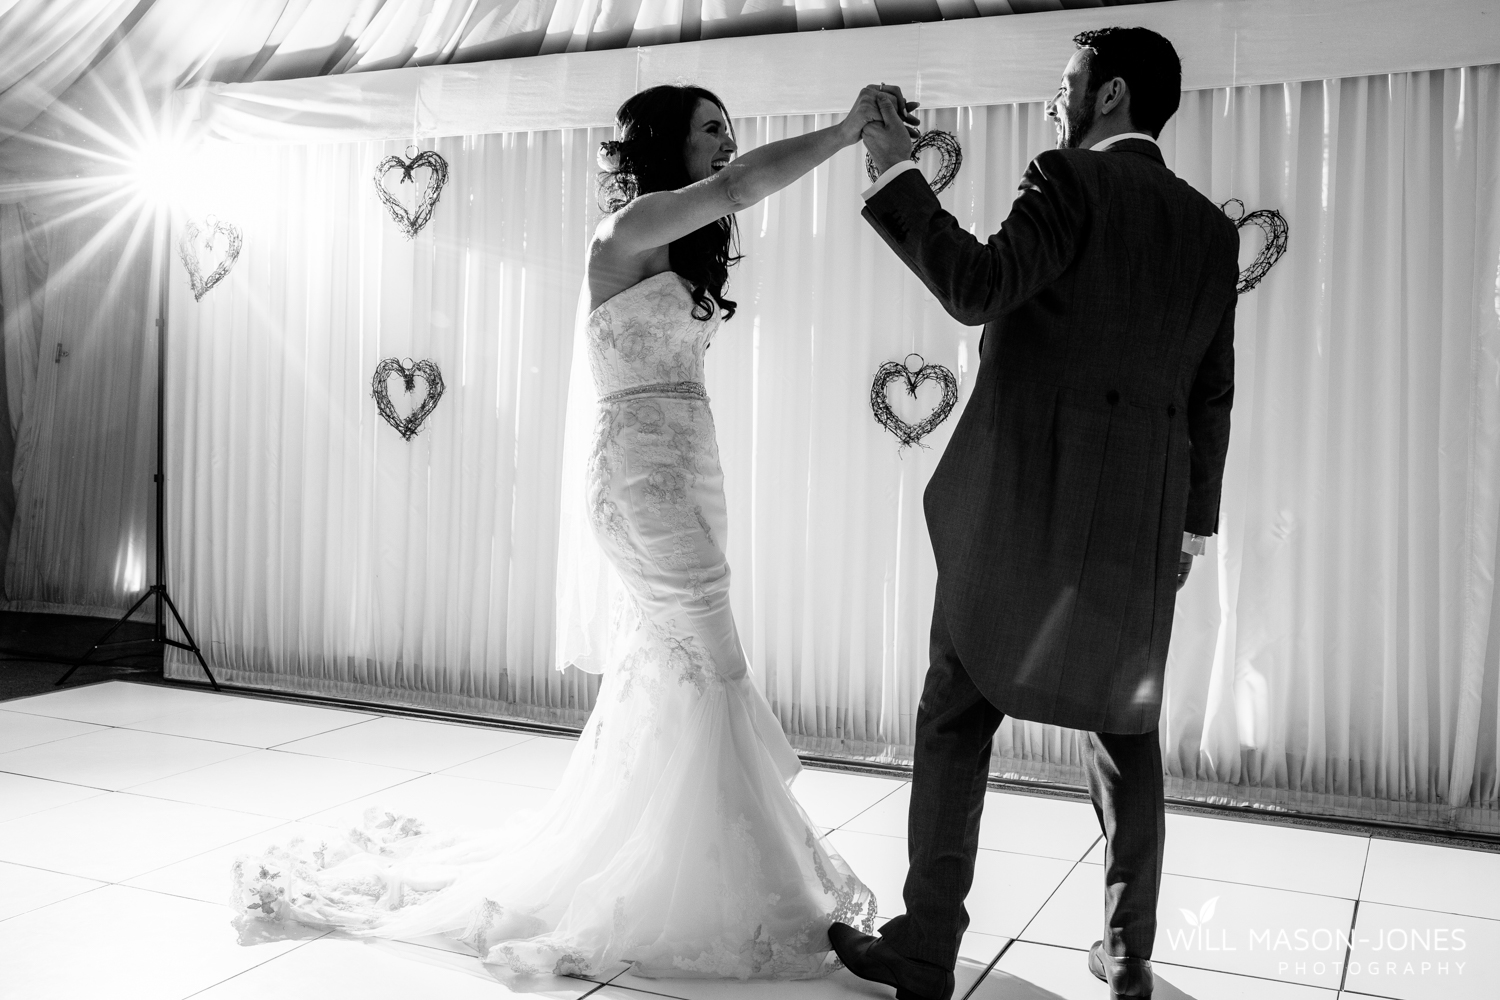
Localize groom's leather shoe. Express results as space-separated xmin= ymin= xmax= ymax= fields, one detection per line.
xmin=827 ymin=922 xmax=955 ymax=1000
xmin=1088 ymin=940 xmax=1154 ymax=998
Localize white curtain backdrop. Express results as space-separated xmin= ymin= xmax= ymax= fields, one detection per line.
xmin=162 ymin=131 xmax=608 ymax=723
xmin=158 ymin=62 xmax=1500 ymax=832
xmin=1 ymin=202 xmax=158 ymax=615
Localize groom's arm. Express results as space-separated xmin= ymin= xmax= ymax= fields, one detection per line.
xmin=1184 ymin=290 xmax=1236 ymax=538
xmin=861 ymin=150 xmax=1087 ymax=327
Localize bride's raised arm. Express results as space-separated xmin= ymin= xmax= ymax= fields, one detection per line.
xmin=596 ymin=86 xmax=916 ymax=259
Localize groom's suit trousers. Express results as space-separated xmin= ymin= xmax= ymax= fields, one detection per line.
xmin=878 ymin=591 xmax=1165 ymax=970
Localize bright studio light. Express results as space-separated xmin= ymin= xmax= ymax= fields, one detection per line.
xmin=127 ymin=136 xmax=200 ymax=210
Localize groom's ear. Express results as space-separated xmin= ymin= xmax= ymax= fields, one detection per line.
xmin=1096 ymin=76 xmax=1131 ymax=121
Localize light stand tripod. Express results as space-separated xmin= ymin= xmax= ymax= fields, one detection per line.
xmin=58 ymin=208 xmax=218 ymax=689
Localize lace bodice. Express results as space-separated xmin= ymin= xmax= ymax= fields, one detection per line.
xmin=586 ymin=271 xmax=719 ymax=398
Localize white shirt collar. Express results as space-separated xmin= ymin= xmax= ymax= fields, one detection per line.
xmin=1090 ymin=132 xmax=1158 ymax=153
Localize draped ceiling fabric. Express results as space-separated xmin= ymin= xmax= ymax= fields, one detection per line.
xmin=0 ymin=0 xmax=1166 ymax=165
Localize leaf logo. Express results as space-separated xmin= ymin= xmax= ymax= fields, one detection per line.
xmin=1179 ymin=897 xmax=1219 ymax=927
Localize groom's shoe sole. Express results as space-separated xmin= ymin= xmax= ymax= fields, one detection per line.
xmin=827 ymin=922 xmax=955 ymax=1000
xmin=1087 ymin=940 xmax=1154 ymax=999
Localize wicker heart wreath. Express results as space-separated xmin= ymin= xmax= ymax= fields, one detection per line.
xmin=871 ymin=353 xmax=960 ymax=448
xmin=1221 ymin=198 xmax=1289 ymax=294
xmin=865 ymin=130 xmax=964 ymax=195
xmin=372 ymin=358 xmax=445 ymax=440
xmin=177 ymin=217 xmax=242 ymax=301
xmin=375 ymin=148 xmax=449 ymax=239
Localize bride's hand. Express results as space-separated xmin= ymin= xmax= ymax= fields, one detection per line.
xmin=842 ymin=84 xmax=920 ymax=145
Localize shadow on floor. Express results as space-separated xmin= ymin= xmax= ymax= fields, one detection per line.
xmin=0 ymin=610 xmax=164 ymax=701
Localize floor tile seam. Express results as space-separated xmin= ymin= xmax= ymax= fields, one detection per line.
xmin=0 ymin=855 xmax=112 ymax=884
xmin=59 ymin=785 xmax=306 ymax=824
xmin=1338 ymin=841 xmax=1372 ymax=995
xmin=176 ymin=930 xmax=334 ymax=999
xmin=289 ymin=770 xmax=516 ymax=823
xmin=246 ymin=741 xmax=517 ymax=771
xmin=261 ymin=715 xmax=414 ymax=751
xmin=0 ymin=728 xmax=112 ymax=757
xmin=0 ymin=755 xmax=260 ymax=793
xmin=1008 ymin=937 xmax=1348 ymax=991
xmin=109 ymin=879 xmax=238 ymax=910
xmin=1338 ymin=836 xmax=1500 ymax=919
xmin=0 ymin=740 xmax=265 ymax=790
xmin=996 ymin=849 xmax=1094 ymax=947
xmin=0 ymin=708 xmax=194 ymax=728
xmin=412 ymin=770 xmax=564 ymax=796
xmin=0 ymin=706 xmax=105 ymax=722
xmin=237 ymin=744 xmax=430 ymax=772
xmin=119 ymin=819 xmax=299 ymax=884
xmin=1004 ymin=940 xmax=1357 ymax=994
xmin=1067 ymin=859 xmax=1365 ymax=904
xmin=575 ymin=978 xmax=614 ymax=999
xmin=0 ymin=876 xmax=110 ymax=925
xmin=262 ymin=734 xmax=546 ymax=773
xmin=1149 ymin=952 xmax=1345 ymax=985
xmin=432 ymin=773 xmax=565 ymax=792
xmin=91 ymin=722 xmax=311 ymax=751
xmin=957 ymin=936 xmax=1015 ymax=1000
xmin=1348 ymin=894 xmax=1500 ymax=923
xmin=0 ymin=768 xmax=114 ymax=799
xmin=828 ymin=823 xmax=1100 ymax=864
xmin=585 ymin=980 xmax=691 ymax=1000
xmin=120 ymin=717 xmax=376 ymax=751
xmin=1014 ymin=929 xmax=1356 ymax=983
xmin=826 ymin=778 xmax=911 ymax=832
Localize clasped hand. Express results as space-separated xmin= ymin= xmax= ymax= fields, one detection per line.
xmin=845 ymin=84 xmax=921 ymax=174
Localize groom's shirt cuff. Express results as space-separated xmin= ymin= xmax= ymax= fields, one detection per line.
xmin=862 ymin=160 xmax=920 ymax=200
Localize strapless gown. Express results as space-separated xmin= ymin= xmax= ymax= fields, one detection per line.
xmin=230 ymin=271 xmax=876 ymax=980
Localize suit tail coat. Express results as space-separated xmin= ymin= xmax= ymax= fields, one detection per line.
xmin=863 ymin=139 xmax=1239 ymax=734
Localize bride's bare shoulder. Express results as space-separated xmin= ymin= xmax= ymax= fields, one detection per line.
xmin=587 ymin=222 xmax=667 ymax=310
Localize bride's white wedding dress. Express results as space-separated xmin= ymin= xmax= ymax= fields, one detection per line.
xmin=231 ymin=270 xmax=876 ymax=980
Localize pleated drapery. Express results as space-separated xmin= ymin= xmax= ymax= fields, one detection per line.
xmin=1 ymin=203 xmax=158 ymax=615
xmin=162 ymin=133 xmax=608 ymax=723
xmin=993 ymin=72 xmax=1500 ymax=833
xmin=149 ymin=64 xmax=1500 ymax=832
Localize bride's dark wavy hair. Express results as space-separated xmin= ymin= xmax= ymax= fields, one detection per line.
xmin=598 ymin=85 xmax=742 ymax=321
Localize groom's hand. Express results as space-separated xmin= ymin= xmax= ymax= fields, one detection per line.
xmin=862 ymin=89 xmax=916 ymax=176
xmin=1176 ymin=552 xmax=1193 ymax=591
xmin=845 ymin=84 xmax=919 ymax=148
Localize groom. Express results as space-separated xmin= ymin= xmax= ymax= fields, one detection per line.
xmin=830 ymin=28 xmax=1239 ymax=1000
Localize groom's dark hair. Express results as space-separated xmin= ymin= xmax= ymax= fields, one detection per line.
xmin=1072 ymin=27 xmax=1182 ymax=138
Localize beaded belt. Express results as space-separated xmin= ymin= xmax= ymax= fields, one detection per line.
xmin=598 ymin=381 xmax=708 ymax=404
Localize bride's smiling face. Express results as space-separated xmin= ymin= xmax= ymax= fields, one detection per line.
xmin=683 ymin=98 xmax=737 ymax=183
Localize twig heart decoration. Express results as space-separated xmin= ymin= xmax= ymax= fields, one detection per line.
xmin=871 ymin=353 xmax=960 ymax=449
xmin=177 ymin=216 xmax=243 ymax=301
xmin=371 ymin=357 xmax=446 ymax=441
xmin=374 ymin=148 xmax=449 ymax=239
xmin=865 ymin=130 xmax=964 ymax=195
xmin=1221 ymin=198 xmax=1289 ymax=294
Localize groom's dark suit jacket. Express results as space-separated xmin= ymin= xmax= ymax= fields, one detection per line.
xmin=863 ymin=138 xmax=1238 ymax=734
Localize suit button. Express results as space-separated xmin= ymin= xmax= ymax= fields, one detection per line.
xmin=1167 ymin=404 xmax=1177 ymax=417
xmin=1106 ymin=390 xmax=1120 ymax=405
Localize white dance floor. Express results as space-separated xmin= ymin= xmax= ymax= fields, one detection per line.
xmin=0 ymin=681 xmax=1495 ymax=1000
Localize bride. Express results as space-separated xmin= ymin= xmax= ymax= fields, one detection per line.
xmin=232 ymin=83 xmax=916 ymax=980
